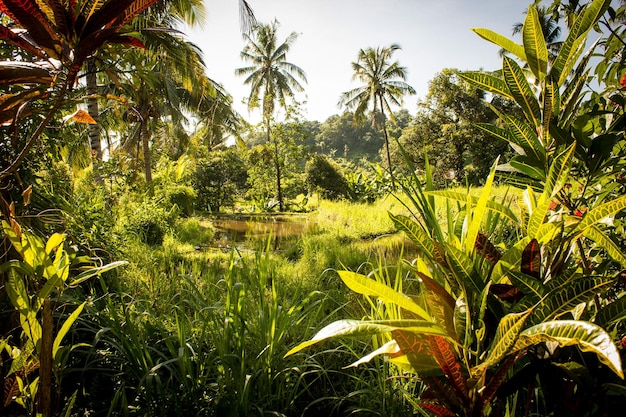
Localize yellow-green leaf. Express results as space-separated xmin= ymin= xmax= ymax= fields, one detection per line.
xmin=338 ymin=271 xmax=432 ymax=321
xmin=471 ymin=28 xmax=527 ymax=62
xmin=523 ymin=6 xmax=549 ymax=81
xmin=517 ymin=320 xmax=623 ymax=378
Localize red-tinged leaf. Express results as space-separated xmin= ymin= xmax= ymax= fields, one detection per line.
xmin=82 ymin=0 xmax=136 ymax=34
xmin=428 ymin=335 xmax=468 ymax=404
xmin=22 ymin=184 xmax=32 ymax=206
xmin=420 ymin=402 xmax=457 ymax=417
xmin=0 ymin=0 xmax=61 ymax=57
xmin=108 ymin=34 xmax=146 ymax=49
xmin=521 ymin=238 xmax=541 ymax=279
xmin=480 ymin=351 xmax=522 ymax=406
xmin=0 ymin=62 xmax=54 ymax=85
xmin=0 ymin=25 xmax=47 ymax=58
xmin=120 ymin=0 xmax=158 ymax=26
xmin=418 ymin=272 xmax=457 ymax=338
xmin=421 ymin=377 xmax=461 ymax=409
xmin=490 ymin=284 xmax=524 ymax=303
xmin=475 ymin=232 xmax=502 ymax=264
xmin=392 ymin=330 xmax=441 ymax=375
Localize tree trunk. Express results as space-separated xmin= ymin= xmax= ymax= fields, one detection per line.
xmin=85 ymin=58 xmax=102 ymax=161
xmin=379 ymin=95 xmax=395 ymax=188
xmin=140 ymin=120 xmax=153 ymax=188
xmin=267 ymin=120 xmax=284 ymax=211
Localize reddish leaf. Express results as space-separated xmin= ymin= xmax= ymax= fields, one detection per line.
xmin=475 ymin=232 xmax=502 ymax=264
xmin=521 ymin=238 xmax=541 ymax=279
xmin=0 ymin=0 xmax=61 ymax=58
xmin=480 ymin=351 xmax=522 ymax=407
xmin=421 ymin=377 xmax=461 ymax=409
xmin=428 ymin=335 xmax=469 ymax=405
xmin=420 ymin=402 xmax=457 ymax=417
xmin=109 ymin=34 xmax=146 ymax=49
xmin=0 ymin=25 xmax=47 ymax=58
xmin=490 ymin=284 xmax=524 ymax=303
xmin=392 ymin=330 xmax=441 ymax=375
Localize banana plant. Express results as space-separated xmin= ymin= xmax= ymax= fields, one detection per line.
xmin=286 ymin=152 xmax=625 ymax=415
xmin=0 ymin=221 xmax=126 ymax=416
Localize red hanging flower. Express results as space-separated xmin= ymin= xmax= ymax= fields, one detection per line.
xmin=620 ymin=74 xmax=626 ymax=87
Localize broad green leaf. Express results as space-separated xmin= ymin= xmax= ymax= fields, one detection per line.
xmin=338 ymin=271 xmax=432 ymax=321
xmin=491 ymin=236 xmax=532 ymax=283
xmin=543 ymin=144 xmax=576 ymax=199
xmin=36 ymin=274 xmax=64 ymax=307
xmin=503 ymin=56 xmax=542 ymax=128
xmin=471 ymin=28 xmax=527 ymax=62
xmin=464 ymin=161 xmax=497 ymax=253
xmin=459 ymin=71 xmax=512 ymax=100
xmin=475 ymin=123 xmax=525 ymax=154
xmin=6 ymin=269 xmax=30 ymax=313
xmin=542 ymin=82 xmax=555 ymax=147
xmin=527 ymin=199 xmax=552 ymax=239
xmin=595 ymin=296 xmax=626 ymax=328
xmin=45 ymin=233 xmax=65 ymax=255
xmin=572 ymin=195 xmax=626 ymax=239
xmin=550 ymin=0 xmax=609 ymax=84
xmin=2 ymin=220 xmax=22 ymax=252
xmin=584 ymin=226 xmax=626 ymax=267
xmin=535 ymin=222 xmax=561 ymax=245
xmin=390 ymin=213 xmax=434 ymax=260
xmin=481 ymin=310 xmax=532 ymax=369
xmin=509 ymin=158 xmax=545 ymax=181
xmin=424 ymin=190 xmax=518 ymax=225
xmin=283 ymin=319 xmax=446 ymax=357
xmin=53 ymin=302 xmax=86 ymax=359
xmin=507 ymin=271 xmax=544 ymax=299
xmin=523 ymin=6 xmax=549 ymax=81
xmin=505 ymin=115 xmax=545 ymax=163
xmin=517 ymin=320 xmax=623 ymax=378
xmin=531 ymin=276 xmax=613 ymax=325
xmin=444 ymin=244 xmax=481 ymax=298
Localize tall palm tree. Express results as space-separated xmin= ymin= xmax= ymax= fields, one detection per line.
xmin=236 ymin=20 xmax=307 ymax=211
xmin=107 ymin=36 xmax=216 ymax=188
xmin=339 ymin=44 xmax=415 ymax=186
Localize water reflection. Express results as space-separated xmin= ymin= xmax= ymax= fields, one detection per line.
xmin=211 ymin=215 xmax=309 ymax=250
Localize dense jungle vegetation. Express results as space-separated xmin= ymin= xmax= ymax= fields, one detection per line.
xmin=1 ymin=0 xmax=626 ymax=416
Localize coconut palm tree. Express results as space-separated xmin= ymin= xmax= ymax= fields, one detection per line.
xmin=236 ymin=20 xmax=307 ymax=211
xmin=339 ymin=44 xmax=415 ymax=186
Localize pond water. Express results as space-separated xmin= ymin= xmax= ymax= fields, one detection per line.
xmin=210 ymin=215 xmax=310 ymax=250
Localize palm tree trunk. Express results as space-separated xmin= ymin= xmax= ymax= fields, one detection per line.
xmin=140 ymin=120 xmax=153 ymax=188
xmin=267 ymin=120 xmax=284 ymax=211
xmin=379 ymin=95 xmax=395 ymax=187
xmin=85 ymin=58 xmax=102 ymax=161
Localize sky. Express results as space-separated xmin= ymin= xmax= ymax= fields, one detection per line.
xmin=185 ymin=0 xmax=531 ymax=123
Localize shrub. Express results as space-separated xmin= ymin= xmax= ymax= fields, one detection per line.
xmin=305 ymin=155 xmax=350 ymax=200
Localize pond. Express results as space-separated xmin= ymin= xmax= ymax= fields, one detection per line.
xmin=210 ymin=214 xmax=310 ymax=251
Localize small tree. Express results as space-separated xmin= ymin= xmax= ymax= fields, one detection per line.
xmin=305 ymin=155 xmax=349 ymax=200
xmin=193 ymin=150 xmax=248 ymax=212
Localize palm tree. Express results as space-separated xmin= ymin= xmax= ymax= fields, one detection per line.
xmin=236 ymin=20 xmax=307 ymax=211
xmin=106 ymin=35 xmax=218 ymax=188
xmin=339 ymin=44 xmax=415 ymax=186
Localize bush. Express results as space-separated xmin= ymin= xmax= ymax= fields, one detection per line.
xmin=117 ymin=199 xmax=176 ymax=246
xmin=305 ymin=155 xmax=350 ymax=200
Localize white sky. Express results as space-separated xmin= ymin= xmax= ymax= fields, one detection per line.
xmin=185 ymin=0 xmax=530 ymax=123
